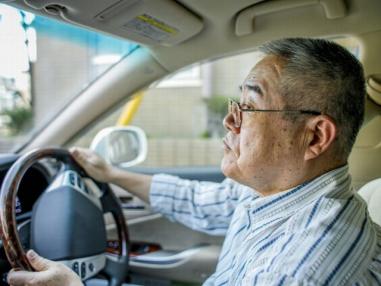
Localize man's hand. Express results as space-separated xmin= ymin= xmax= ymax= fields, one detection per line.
xmin=7 ymin=250 xmax=83 ymax=286
xmin=70 ymin=147 xmax=116 ymax=183
xmin=70 ymin=146 xmax=152 ymax=203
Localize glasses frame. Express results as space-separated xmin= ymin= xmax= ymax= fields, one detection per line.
xmin=228 ymin=99 xmax=321 ymax=128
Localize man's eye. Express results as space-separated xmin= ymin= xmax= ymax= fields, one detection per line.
xmin=246 ymin=85 xmax=262 ymax=95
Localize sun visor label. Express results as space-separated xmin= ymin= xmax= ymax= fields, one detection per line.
xmin=122 ymin=14 xmax=179 ymax=43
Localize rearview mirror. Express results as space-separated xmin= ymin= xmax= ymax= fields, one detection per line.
xmin=90 ymin=126 xmax=147 ymax=168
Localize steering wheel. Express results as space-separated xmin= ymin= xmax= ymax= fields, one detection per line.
xmin=0 ymin=148 xmax=130 ymax=286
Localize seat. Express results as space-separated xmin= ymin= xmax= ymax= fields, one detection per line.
xmin=358 ymin=178 xmax=381 ymax=225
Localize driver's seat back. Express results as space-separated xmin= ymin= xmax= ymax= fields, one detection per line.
xmin=358 ymin=178 xmax=381 ymax=225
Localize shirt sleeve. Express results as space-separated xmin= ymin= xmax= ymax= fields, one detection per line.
xmin=149 ymin=174 xmax=256 ymax=236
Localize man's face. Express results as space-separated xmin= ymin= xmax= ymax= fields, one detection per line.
xmin=221 ymin=55 xmax=305 ymax=193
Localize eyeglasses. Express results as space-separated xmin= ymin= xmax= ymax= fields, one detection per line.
xmin=228 ymin=99 xmax=321 ymax=128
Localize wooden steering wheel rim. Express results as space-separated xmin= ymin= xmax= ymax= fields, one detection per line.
xmin=0 ymin=149 xmax=59 ymax=270
xmin=0 ymin=148 xmax=130 ymax=277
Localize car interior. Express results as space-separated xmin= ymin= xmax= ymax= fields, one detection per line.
xmin=0 ymin=0 xmax=381 ymax=285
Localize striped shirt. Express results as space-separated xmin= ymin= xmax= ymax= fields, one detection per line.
xmin=150 ymin=166 xmax=381 ymax=285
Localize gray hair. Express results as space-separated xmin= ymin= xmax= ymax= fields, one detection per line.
xmin=259 ymin=38 xmax=365 ymax=159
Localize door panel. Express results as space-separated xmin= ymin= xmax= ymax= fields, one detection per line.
xmin=108 ymin=166 xmax=225 ymax=283
xmin=129 ymin=166 xmax=225 ymax=183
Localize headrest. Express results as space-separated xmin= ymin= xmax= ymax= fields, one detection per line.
xmin=367 ymin=75 xmax=381 ymax=105
xmin=358 ymin=178 xmax=381 ymax=225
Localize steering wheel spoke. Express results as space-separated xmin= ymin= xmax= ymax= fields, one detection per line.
xmin=59 ymin=253 xmax=106 ymax=281
xmin=17 ymin=219 xmax=31 ymax=250
xmin=101 ymin=254 xmax=130 ymax=286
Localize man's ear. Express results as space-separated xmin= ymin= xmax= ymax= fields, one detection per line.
xmin=304 ymin=115 xmax=337 ymax=161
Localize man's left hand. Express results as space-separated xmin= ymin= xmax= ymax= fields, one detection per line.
xmin=7 ymin=250 xmax=83 ymax=286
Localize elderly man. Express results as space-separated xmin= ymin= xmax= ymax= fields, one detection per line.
xmin=8 ymin=38 xmax=381 ymax=285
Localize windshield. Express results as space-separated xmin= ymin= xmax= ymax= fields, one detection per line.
xmin=0 ymin=4 xmax=138 ymax=153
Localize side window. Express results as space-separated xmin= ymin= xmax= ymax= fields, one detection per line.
xmin=131 ymin=52 xmax=264 ymax=167
xmin=70 ymin=50 xmax=263 ymax=167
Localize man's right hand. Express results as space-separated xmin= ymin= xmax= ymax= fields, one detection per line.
xmin=70 ymin=147 xmax=115 ymax=183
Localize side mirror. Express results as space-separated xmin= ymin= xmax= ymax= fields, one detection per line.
xmin=90 ymin=126 xmax=147 ymax=168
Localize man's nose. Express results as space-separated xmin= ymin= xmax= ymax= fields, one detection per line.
xmin=223 ymin=112 xmax=240 ymax=134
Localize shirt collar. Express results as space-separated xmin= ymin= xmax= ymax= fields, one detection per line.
xmin=245 ymin=165 xmax=351 ymax=221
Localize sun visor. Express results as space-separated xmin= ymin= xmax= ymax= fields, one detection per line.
xmin=22 ymin=0 xmax=203 ymax=46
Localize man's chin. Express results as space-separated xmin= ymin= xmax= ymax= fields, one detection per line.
xmin=221 ymin=158 xmax=238 ymax=180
